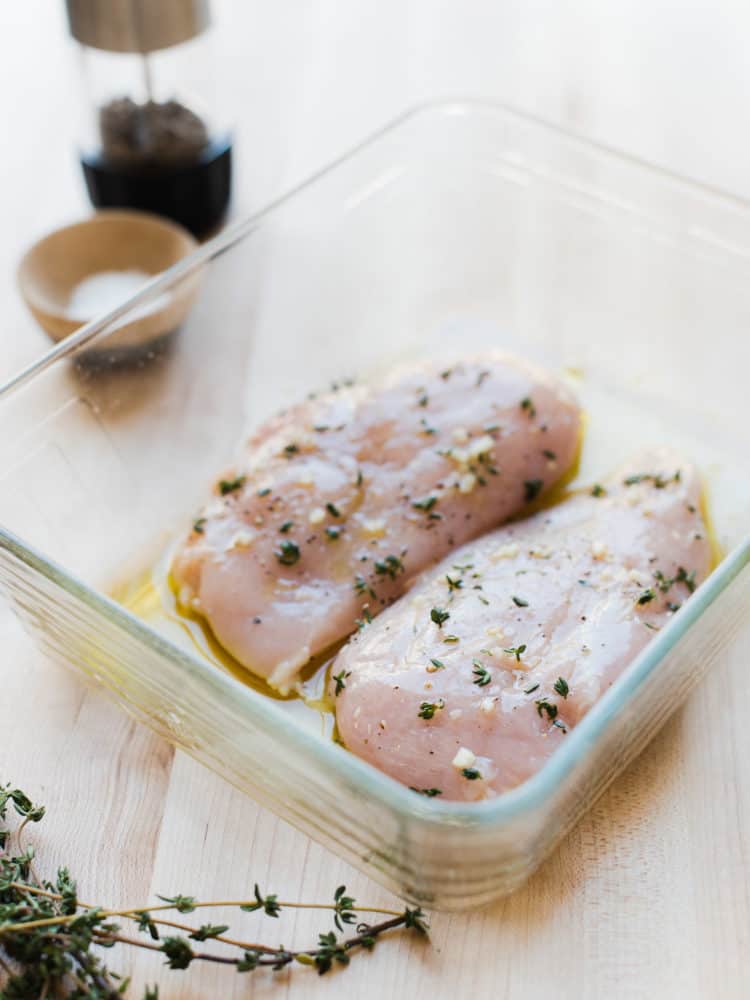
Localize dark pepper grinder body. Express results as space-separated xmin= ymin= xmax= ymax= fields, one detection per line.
xmin=66 ymin=0 xmax=232 ymax=238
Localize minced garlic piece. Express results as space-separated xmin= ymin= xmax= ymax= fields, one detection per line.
xmin=479 ymin=697 xmax=496 ymax=714
xmin=491 ymin=543 xmax=519 ymax=561
xmin=591 ymin=540 xmax=608 ymax=560
xmin=445 ymin=434 xmax=494 ymax=470
xmin=485 ymin=625 xmax=506 ymax=640
xmin=466 ymin=434 xmax=494 ymax=460
xmin=297 ymin=472 xmax=315 ymax=487
xmin=308 ymin=507 xmax=325 ymax=525
xmin=225 ymin=530 xmax=255 ymax=551
xmin=529 ymin=546 xmax=552 ymax=559
xmin=458 ymin=472 xmax=477 ymax=494
xmin=452 ymin=427 xmax=469 ymax=445
xmin=362 ymin=517 xmax=386 ymax=536
xmin=452 ymin=746 xmax=476 ymax=769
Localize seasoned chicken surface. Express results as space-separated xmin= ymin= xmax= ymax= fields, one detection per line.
xmin=331 ymin=449 xmax=711 ymax=800
xmin=172 ymin=354 xmax=581 ymax=690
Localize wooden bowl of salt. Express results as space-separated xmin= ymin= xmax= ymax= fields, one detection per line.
xmin=17 ymin=210 xmax=200 ymax=362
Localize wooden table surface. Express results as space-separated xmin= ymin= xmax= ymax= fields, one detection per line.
xmin=3 ymin=3 xmax=750 ymax=997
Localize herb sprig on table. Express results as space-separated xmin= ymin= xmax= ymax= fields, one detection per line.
xmin=0 ymin=783 xmax=428 ymax=998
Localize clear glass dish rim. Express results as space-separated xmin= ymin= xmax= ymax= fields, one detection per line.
xmin=3 ymin=98 xmax=750 ymax=829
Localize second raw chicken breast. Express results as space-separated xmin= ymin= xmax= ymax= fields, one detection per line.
xmin=331 ymin=449 xmax=711 ymax=799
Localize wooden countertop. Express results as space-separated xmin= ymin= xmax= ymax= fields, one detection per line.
xmin=2 ymin=3 xmax=749 ymax=996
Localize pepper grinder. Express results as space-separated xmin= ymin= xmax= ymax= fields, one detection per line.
xmin=65 ymin=0 xmax=232 ymax=237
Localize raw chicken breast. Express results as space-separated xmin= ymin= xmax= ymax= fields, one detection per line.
xmin=172 ymin=354 xmax=580 ymax=690
xmin=332 ymin=448 xmax=711 ymax=800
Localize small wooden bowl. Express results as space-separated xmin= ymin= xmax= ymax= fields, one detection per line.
xmin=17 ymin=210 xmax=200 ymax=360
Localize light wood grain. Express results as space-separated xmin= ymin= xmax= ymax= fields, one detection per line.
xmin=2 ymin=2 xmax=750 ymax=997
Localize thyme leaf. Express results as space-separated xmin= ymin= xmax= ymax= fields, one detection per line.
xmin=472 ymin=661 xmax=492 ymax=687
xmin=553 ymin=677 xmax=570 ymax=698
xmin=430 ymin=607 xmax=450 ymax=627
xmin=0 ymin=782 xmax=429 ymax=993
xmin=275 ymin=540 xmax=300 ymax=565
xmin=524 ymin=479 xmax=543 ymax=503
xmin=219 ymin=475 xmax=246 ymax=495
xmin=332 ymin=670 xmax=351 ymax=696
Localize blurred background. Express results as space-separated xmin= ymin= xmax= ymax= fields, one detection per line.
xmin=1 ymin=0 xmax=748 ymax=377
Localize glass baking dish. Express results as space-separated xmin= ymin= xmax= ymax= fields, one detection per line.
xmin=2 ymin=100 xmax=750 ymax=912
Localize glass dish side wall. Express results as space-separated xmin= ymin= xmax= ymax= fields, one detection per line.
xmin=2 ymin=103 xmax=750 ymax=910
xmin=2 ymin=528 xmax=748 ymax=910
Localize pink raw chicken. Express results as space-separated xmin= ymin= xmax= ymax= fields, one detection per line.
xmin=172 ymin=353 xmax=581 ymax=690
xmin=331 ymin=449 xmax=711 ymax=800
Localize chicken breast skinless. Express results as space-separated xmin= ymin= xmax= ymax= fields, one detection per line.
xmin=172 ymin=354 xmax=581 ymax=691
xmin=331 ymin=449 xmax=711 ymax=800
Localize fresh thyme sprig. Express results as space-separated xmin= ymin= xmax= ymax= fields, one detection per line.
xmin=0 ymin=783 xmax=428 ymax=997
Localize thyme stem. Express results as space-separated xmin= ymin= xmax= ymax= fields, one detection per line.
xmin=2 ymin=890 xmax=403 ymax=935
xmin=0 ymin=782 xmax=429 ymax=994
xmin=89 ymin=912 xmax=418 ymax=968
